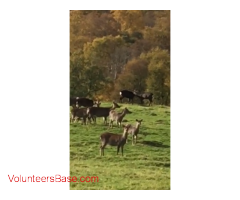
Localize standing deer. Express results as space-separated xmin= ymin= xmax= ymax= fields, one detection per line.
xmin=70 ymin=101 xmax=101 ymax=124
xmin=109 ymin=107 xmax=132 ymax=128
xmin=126 ymin=119 xmax=143 ymax=145
xmin=100 ymin=124 xmax=131 ymax=156
xmin=87 ymin=101 xmax=120 ymax=125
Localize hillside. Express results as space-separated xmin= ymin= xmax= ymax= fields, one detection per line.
xmin=70 ymin=102 xmax=170 ymax=190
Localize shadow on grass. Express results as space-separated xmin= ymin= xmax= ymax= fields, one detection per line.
xmin=141 ymin=141 xmax=170 ymax=148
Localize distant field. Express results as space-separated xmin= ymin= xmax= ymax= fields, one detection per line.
xmin=70 ymin=102 xmax=170 ymax=190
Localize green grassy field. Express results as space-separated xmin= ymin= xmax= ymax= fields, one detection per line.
xmin=70 ymin=102 xmax=170 ymax=190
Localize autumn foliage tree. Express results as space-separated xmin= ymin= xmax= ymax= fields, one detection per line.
xmin=113 ymin=58 xmax=148 ymax=99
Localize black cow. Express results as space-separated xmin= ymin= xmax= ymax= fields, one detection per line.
xmin=70 ymin=97 xmax=96 ymax=107
xmin=119 ymin=90 xmax=136 ymax=104
xmin=70 ymin=97 xmax=78 ymax=107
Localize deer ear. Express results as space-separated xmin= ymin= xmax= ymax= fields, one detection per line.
xmin=136 ymin=119 xmax=138 ymax=121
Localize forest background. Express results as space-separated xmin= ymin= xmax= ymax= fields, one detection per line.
xmin=70 ymin=10 xmax=170 ymax=105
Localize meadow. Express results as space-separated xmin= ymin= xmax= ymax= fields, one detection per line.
xmin=70 ymin=102 xmax=170 ymax=190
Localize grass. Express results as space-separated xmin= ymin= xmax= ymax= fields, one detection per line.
xmin=70 ymin=102 xmax=170 ymax=190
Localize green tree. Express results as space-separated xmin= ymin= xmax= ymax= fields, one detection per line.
xmin=141 ymin=47 xmax=170 ymax=105
xmin=115 ymin=58 xmax=148 ymax=90
xmin=84 ymin=35 xmax=129 ymax=80
xmin=70 ymin=51 xmax=106 ymax=98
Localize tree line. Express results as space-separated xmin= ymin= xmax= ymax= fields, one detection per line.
xmin=70 ymin=10 xmax=170 ymax=105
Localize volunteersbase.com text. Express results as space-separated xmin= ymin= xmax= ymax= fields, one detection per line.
xmin=8 ymin=175 xmax=99 ymax=182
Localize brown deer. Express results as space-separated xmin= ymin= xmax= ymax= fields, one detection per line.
xmin=87 ymin=101 xmax=120 ymax=124
xmin=100 ymin=124 xmax=131 ymax=156
xmin=126 ymin=119 xmax=143 ymax=145
xmin=109 ymin=107 xmax=132 ymax=128
xmin=70 ymin=101 xmax=101 ymax=124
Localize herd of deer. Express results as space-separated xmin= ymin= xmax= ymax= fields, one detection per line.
xmin=70 ymin=90 xmax=153 ymax=156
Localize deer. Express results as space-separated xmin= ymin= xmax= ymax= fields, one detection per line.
xmin=109 ymin=107 xmax=132 ymax=128
xmin=126 ymin=119 xmax=143 ymax=145
xmin=87 ymin=101 xmax=120 ymax=125
xmin=100 ymin=124 xmax=131 ymax=156
xmin=70 ymin=106 xmax=89 ymax=124
xmin=70 ymin=101 xmax=101 ymax=124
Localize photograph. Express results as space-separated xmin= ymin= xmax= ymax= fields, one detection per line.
xmin=3 ymin=2 xmax=240 ymax=199
xmin=70 ymin=10 xmax=170 ymax=190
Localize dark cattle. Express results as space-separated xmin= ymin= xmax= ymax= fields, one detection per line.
xmin=70 ymin=97 xmax=96 ymax=107
xmin=70 ymin=97 xmax=77 ymax=107
xmin=134 ymin=91 xmax=153 ymax=106
xmin=77 ymin=97 xmax=94 ymax=107
xmin=119 ymin=90 xmax=136 ymax=104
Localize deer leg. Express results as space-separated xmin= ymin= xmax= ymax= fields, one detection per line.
xmin=100 ymin=146 xmax=102 ymax=156
xmin=121 ymin=146 xmax=123 ymax=156
xmin=149 ymin=99 xmax=152 ymax=106
xmin=87 ymin=116 xmax=92 ymax=124
xmin=117 ymin=145 xmax=120 ymax=155
xmin=82 ymin=117 xmax=86 ymax=125
xmin=100 ymin=143 xmax=106 ymax=156
xmin=132 ymin=135 xmax=134 ymax=145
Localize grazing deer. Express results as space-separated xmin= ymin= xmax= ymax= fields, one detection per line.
xmin=126 ymin=119 xmax=143 ymax=145
xmin=109 ymin=107 xmax=132 ymax=128
xmin=70 ymin=106 xmax=89 ymax=124
xmin=100 ymin=124 xmax=131 ymax=156
xmin=87 ymin=101 xmax=120 ymax=124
